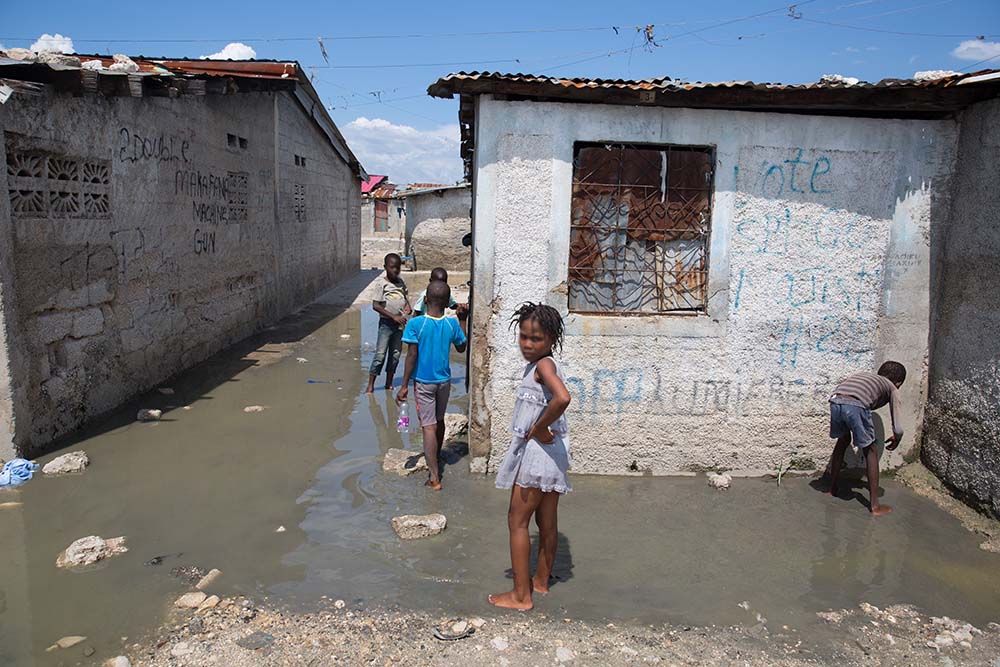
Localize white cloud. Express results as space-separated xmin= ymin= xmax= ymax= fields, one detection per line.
xmin=845 ymin=46 xmax=861 ymax=53
xmin=30 ymin=33 xmax=74 ymax=53
xmin=201 ymin=42 xmax=256 ymax=60
xmin=341 ymin=117 xmax=463 ymax=185
xmin=951 ymin=39 xmax=1000 ymax=61
xmin=865 ymin=46 xmax=879 ymax=52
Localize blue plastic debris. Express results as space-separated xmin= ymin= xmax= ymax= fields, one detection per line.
xmin=0 ymin=458 xmax=40 ymax=487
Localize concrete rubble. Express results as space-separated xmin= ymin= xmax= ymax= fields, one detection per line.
xmin=56 ymin=535 xmax=128 ymax=568
xmin=382 ymin=448 xmax=428 ymax=476
xmin=195 ymin=568 xmax=222 ymax=591
xmin=707 ymin=472 xmax=732 ymax=490
xmin=443 ymin=412 xmax=469 ymax=444
xmin=175 ymin=592 xmax=208 ymax=609
xmin=42 ymin=450 xmax=89 ymax=475
xmin=137 ymin=409 xmax=162 ymax=422
xmin=46 ymin=635 xmax=87 ymax=651
xmin=391 ymin=513 xmax=447 ymax=539
xmin=131 ymin=598 xmax=1000 ymax=667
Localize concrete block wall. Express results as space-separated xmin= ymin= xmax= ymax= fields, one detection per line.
xmin=469 ymin=96 xmax=956 ymax=475
xmin=0 ymin=87 xmax=359 ymax=458
xmin=275 ymin=93 xmax=360 ymax=314
xmin=922 ymin=98 xmax=1000 ymax=519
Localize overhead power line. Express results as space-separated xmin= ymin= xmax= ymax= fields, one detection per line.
xmin=958 ymin=53 xmax=1000 ymax=71
xmin=798 ymin=16 xmax=995 ymax=38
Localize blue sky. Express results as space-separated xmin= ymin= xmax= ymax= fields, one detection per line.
xmin=3 ymin=0 xmax=998 ymax=182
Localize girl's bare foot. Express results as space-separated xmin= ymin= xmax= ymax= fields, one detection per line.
xmin=424 ymin=479 xmax=442 ymax=491
xmin=488 ymin=591 xmax=533 ymax=611
xmin=531 ymin=576 xmax=550 ymax=595
xmin=871 ymin=505 xmax=893 ymax=516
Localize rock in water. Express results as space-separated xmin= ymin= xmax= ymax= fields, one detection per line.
xmin=707 ymin=472 xmax=732 ymax=490
xmin=137 ymin=409 xmax=161 ymax=422
xmin=382 ymin=448 xmax=428 ymax=476
xmin=170 ymin=642 xmax=192 ymax=657
xmin=195 ymin=568 xmax=222 ymax=590
xmin=56 ymin=536 xmax=127 ymax=568
xmin=106 ymin=657 xmax=131 ymax=667
xmin=391 ymin=514 xmax=447 ymax=539
xmin=444 ymin=413 xmax=469 ymax=444
xmin=243 ymin=405 xmax=266 ymax=413
xmin=47 ymin=636 xmax=87 ymax=650
xmin=170 ymin=565 xmax=207 ymax=583
xmin=42 ymin=451 xmax=89 ymax=475
xmin=555 ymin=646 xmax=575 ymax=663
xmin=197 ymin=595 xmax=221 ymax=612
xmin=175 ymin=591 xmax=208 ymax=609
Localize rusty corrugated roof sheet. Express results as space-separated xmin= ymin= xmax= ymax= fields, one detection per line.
xmin=429 ymin=69 xmax=1000 ymax=96
xmin=0 ymin=52 xmax=366 ymax=179
xmin=429 ymin=69 xmax=1000 ymax=182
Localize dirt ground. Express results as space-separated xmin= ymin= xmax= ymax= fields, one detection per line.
xmin=129 ymin=595 xmax=1000 ymax=667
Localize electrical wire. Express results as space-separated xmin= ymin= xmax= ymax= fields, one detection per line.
xmin=958 ymin=53 xmax=1000 ymax=71
xmin=798 ymin=16 xmax=996 ymax=38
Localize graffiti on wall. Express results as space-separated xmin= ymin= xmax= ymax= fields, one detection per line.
xmin=733 ymin=148 xmax=888 ymax=369
xmin=118 ymin=127 xmax=190 ymax=164
xmin=561 ymin=366 xmax=835 ymax=417
xmin=174 ymin=169 xmax=251 ymax=253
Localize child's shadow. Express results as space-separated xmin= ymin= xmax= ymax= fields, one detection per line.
xmin=504 ymin=531 xmax=574 ymax=590
xmin=439 ymin=442 xmax=469 ymax=467
xmin=809 ymin=477 xmax=886 ymax=511
xmin=809 ymin=412 xmax=888 ymax=511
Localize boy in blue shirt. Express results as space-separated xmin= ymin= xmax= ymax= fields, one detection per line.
xmin=396 ymin=280 xmax=469 ymax=491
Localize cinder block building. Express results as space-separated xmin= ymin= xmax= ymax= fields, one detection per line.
xmin=0 ymin=53 xmax=365 ymax=458
xmin=429 ymin=70 xmax=1000 ymax=515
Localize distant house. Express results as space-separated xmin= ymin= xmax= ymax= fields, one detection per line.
xmin=0 ymin=51 xmax=365 ymax=457
xmin=359 ymin=180 xmax=470 ymax=271
xmin=361 ymin=176 xmax=406 ymax=267
xmin=429 ymin=69 xmax=1000 ymax=506
xmin=402 ymin=183 xmax=471 ymax=272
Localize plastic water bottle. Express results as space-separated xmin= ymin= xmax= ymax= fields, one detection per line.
xmin=396 ymin=402 xmax=411 ymax=433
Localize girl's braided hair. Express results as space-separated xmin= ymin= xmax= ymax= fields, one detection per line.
xmin=509 ymin=302 xmax=565 ymax=353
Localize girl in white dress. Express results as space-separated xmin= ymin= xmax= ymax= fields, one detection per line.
xmin=489 ymin=303 xmax=571 ymax=612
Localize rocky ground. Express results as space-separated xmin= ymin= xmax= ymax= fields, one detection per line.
xmin=129 ymin=595 xmax=1000 ymax=667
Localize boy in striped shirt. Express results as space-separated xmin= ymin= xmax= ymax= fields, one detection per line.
xmin=826 ymin=361 xmax=907 ymax=516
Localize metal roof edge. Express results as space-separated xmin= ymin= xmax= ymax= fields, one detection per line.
xmin=396 ymin=182 xmax=470 ymax=197
xmin=290 ymin=65 xmax=367 ymax=180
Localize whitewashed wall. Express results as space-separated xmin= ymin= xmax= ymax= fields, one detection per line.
xmin=468 ymin=95 xmax=956 ymax=476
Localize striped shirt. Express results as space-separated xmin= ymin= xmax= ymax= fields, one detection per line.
xmin=831 ymin=372 xmax=903 ymax=438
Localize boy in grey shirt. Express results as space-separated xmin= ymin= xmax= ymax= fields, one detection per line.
xmin=366 ymin=253 xmax=410 ymax=393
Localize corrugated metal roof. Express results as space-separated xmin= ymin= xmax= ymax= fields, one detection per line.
xmin=361 ymin=175 xmax=389 ymax=194
xmin=0 ymin=51 xmax=366 ymax=179
xmin=429 ymin=69 xmax=1000 ymax=182
xmin=397 ymin=183 xmax=470 ymax=197
xmin=429 ymin=69 xmax=1000 ymax=96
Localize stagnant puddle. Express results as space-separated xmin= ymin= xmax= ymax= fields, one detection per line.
xmin=1 ymin=274 xmax=999 ymax=666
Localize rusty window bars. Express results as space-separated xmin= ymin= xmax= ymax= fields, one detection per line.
xmin=568 ymin=142 xmax=715 ymax=315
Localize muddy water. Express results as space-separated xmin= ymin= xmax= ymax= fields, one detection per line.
xmin=1 ymin=276 xmax=999 ymax=666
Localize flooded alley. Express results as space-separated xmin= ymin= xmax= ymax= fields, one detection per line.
xmin=1 ymin=272 xmax=999 ymax=667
